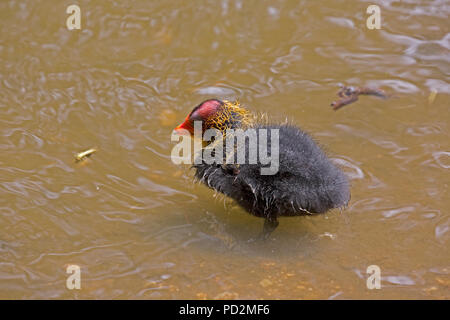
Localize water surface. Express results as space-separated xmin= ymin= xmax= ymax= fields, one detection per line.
xmin=0 ymin=0 xmax=449 ymax=299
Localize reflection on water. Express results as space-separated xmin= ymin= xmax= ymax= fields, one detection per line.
xmin=0 ymin=0 xmax=449 ymax=299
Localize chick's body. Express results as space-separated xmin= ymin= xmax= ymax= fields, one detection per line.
xmin=195 ymin=124 xmax=349 ymax=225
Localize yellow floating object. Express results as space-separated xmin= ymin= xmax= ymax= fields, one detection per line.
xmin=75 ymin=148 xmax=97 ymax=162
xmin=428 ymin=89 xmax=437 ymax=105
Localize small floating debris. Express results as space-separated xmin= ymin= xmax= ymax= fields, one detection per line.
xmin=428 ymin=89 xmax=437 ymax=105
xmin=75 ymin=148 xmax=97 ymax=163
xmin=319 ymin=232 xmax=336 ymax=240
xmin=331 ymin=84 xmax=388 ymax=110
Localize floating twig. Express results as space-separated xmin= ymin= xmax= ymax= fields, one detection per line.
xmin=331 ymin=85 xmax=388 ymax=110
xmin=75 ymin=148 xmax=97 ymax=162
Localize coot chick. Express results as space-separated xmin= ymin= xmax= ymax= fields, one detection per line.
xmin=174 ymin=99 xmax=350 ymax=238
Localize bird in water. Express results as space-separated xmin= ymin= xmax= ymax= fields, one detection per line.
xmin=173 ymin=99 xmax=350 ymax=239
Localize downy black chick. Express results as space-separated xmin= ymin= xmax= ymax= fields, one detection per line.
xmin=173 ymin=99 xmax=350 ymax=238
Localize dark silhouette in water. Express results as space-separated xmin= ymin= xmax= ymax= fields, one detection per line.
xmin=174 ymin=99 xmax=350 ymax=238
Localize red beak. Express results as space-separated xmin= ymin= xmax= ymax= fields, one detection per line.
xmin=173 ymin=118 xmax=193 ymax=135
xmin=173 ymin=126 xmax=190 ymax=135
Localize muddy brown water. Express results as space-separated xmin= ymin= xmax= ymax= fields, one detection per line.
xmin=0 ymin=0 xmax=449 ymax=299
